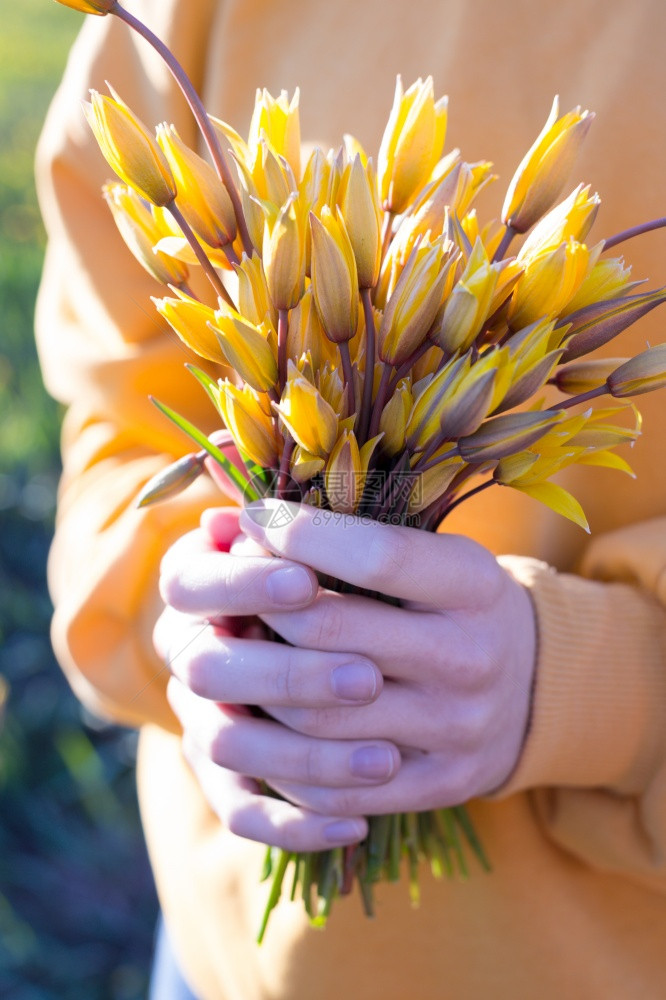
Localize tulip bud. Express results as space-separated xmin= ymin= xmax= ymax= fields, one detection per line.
xmin=212 ymin=305 xmax=278 ymax=392
xmin=84 ymin=90 xmax=176 ymax=206
xmin=379 ymin=378 xmax=413 ymax=455
xmin=290 ymin=446 xmax=326 ymax=483
xmin=458 ymin=411 xmax=561 ymax=463
xmin=54 ymin=0 xmax=115 ymax=12
xmin=564 ymin=256 xmax=636 ymax=314
xmin=156 ymin=124 xmax=236 ymax=247
xmin=508 ymin=238 xmax=591 ymax=329
xmin=559 ymin=287 xmax=666 ymax=361
xmin=379 ymin=242 xmax=449 ymax=365
xmin=236 ymin=252 xmax=277 ymax=329
xmin=407 ymin=458 xmax=464 ymax=514
xmin=607 ymin=345 xmax=666 ymax=397
xmin=262 ymin=195 xmax=306 ymax=311
xmin=104 ymin=183 xmax=189 ymax=285
xmin=338 ymin=156 xmax=382 ymax=289
xmin=214 ymin=381 xmax=280 ymax=470
xmin=249 ymin=88 xmax=301 ymax=181
xmin=553 ymin=358 xmax=627 ymax=394
xmin=275 ymin=371 xmax=339 ymax=458
xmin=136 ymin=452 xmax=205 ymax=508
xmin=502 ymin=97 xmax=594 ymax=233
xmin=152 ymin=291 xmax=224 ymax=364
xmin=518 ymin=184 xmax=600 ymax=259
xmin=325 ymin=430 xmax=364 ymax=513
xmin=309 ymin=206 xmax=359 ymax=342
xmin=377 ymin=76 xmax=448 ymax=213
xmin=432 ymin=239 xmax=498 ymax=354
xmin=286 ymin=287 xmax=337 ymax=369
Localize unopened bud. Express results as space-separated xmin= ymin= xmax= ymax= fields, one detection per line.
xmin=607 ymin=345 xmax=666 ymax=397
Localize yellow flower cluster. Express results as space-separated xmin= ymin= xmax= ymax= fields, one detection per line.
xmin=58 ymin=0 xmax=666 ymax=936
xmin=84 ymin=76 xmax=666 ymax=529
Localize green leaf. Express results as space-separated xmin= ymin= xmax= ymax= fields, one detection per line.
xmin=150 ymin=396 xmax=260 ymax=502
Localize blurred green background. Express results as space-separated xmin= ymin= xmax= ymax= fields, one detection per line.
xmin=0 ymin=2 xmax=158 ymax=997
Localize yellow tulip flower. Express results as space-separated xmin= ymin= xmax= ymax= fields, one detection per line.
xmin=212 ymin=305 xmax=278 ymax=392
xmin=248 ymin=88 xmax=301 ymax=181
xmin=152 ymin=291 xmax=223 ymax=364
xmin=310 ymin=206 xmax=359 ymax=342
xmin=377 ymin=76 xmax=448 ymax=213
xmin=338 ymin=155 xmax=382 ymax=289
xmin=84 ymin=90 xmax=176 ymax=206
xmin=54 ymin=0 xmax=115 ymax=13
xmin=156 ymin=124 xmax=236 ymax=247
xmin=502 ymin=97 xmax=594 ymax=233
xmin=103 ymin=183 xmax=188 ymax=285
xmin=508 ymin=238 xmax=592 ymax=328
xmin=214 ymin=381 xmax=281 ymax=470
xmin=262 ymin=195 xmax=307 ymax=311
xmin=379 ymin=241 xmax=449 ymax=365
xmin=275 ymin=371 xmax=339 ymax=458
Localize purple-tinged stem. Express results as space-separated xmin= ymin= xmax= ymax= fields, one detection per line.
xmin=339 ymin=341 xmax=356 ymax=416
xmin=425 ymin=477 xmax=495 ymax=530
xmin=276 ymin=435 xmax=295 ymax=499
xmin=112 ymin=3 xmax=253 ymax=254
xmin=368 ymin=364 xmax=392 ymax=439
xmin=492 ymin=224 xmax=516 ymax=263
xmin=390 ymin=339 xmax=432 ymax=392
xmin=550 ymin=384 xmax=607 ymax=411
xmin=357 ymin=287 xmax=376 ymax=442
xmin=603 ymin=216 xmax=666 ymax=251
xmin=167 ymin=202 xmax=233 ymax=305
xmin=277 ymin=308 xmax=289 ymax=391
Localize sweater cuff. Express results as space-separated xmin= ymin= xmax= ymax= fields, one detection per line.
xmin=493 ymin=556 xmax=666 ymax=796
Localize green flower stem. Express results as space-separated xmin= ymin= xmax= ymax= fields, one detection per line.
xmin=166 ymin=202 xmax=233 ymax=305
xmin=256 ymin=848 xmax=292 ymax=944
xmin=112 ymin=3 xmax=253 ymax=254
xmin=603 ymin=216 xmax=666 ymax=251
xmin=149 ymin=397 xmax=260 ymax=501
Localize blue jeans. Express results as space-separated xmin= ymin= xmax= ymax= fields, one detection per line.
xmin=149 ymin=915 xmax=201 ymax=1000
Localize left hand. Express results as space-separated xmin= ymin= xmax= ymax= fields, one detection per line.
xmin=200 ymin=499 xmax=537 ymax=817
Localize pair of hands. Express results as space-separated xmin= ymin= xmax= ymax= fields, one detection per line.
xmin=155 ymin=500 xmax=537 ymax=852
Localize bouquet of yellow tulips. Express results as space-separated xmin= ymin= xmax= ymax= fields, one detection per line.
xmin=57 ymin=0 xmax=666 ymax=941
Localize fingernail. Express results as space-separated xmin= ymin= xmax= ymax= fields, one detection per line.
xmin=350 ymin=745 xmax=395 ymax=780
xmin=265 ymin=566 xmax=314 ymax=606
xmin=323 ymin=820 xmax=365 ymax=845
xmin=331 ymin=661 xmax=378 ymax=702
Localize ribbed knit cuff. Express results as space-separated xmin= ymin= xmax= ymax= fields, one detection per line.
xmin=492 ymin=556 xmax=666 ymax=796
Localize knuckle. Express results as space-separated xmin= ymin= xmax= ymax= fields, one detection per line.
xmin=296 ymin=600 xmax=345 ymax=650
xmin=303 ymin=743 xmax=325 ymax=785
xmin=365 ymin=525 xmax=409 ymax=584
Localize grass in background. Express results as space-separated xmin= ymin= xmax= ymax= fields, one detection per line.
xmin=0 ymin=3 xmax=158 ymax=997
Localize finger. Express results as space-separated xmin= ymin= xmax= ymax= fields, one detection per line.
xmin=200 ymin=506 xmax=242 ymax=550
xmin=239 ymin=500 xmax=501 ymax=609
xmin=168 ymin=625 xmax=384 ymax=707
xmin=271 ymin=749 xmax=476 ymax=816
xmin=168 ymin=679 xmax=400 ymax=788
xmin=183 ymin=740 xmax=368 ymax=851
xmin=261 ymin=590 xmax=455 ymax=683
xmin=160 ymin=547 xmax=318 ymax=617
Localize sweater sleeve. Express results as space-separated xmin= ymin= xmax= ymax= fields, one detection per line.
xmin=497 ymin=519 xmax=666 ymax=884
xmin=35 ymin=1 xmax=227 ymax=730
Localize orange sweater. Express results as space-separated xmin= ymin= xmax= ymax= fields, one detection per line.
xmin=36 ymin=2 xmax=666 ymax=997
